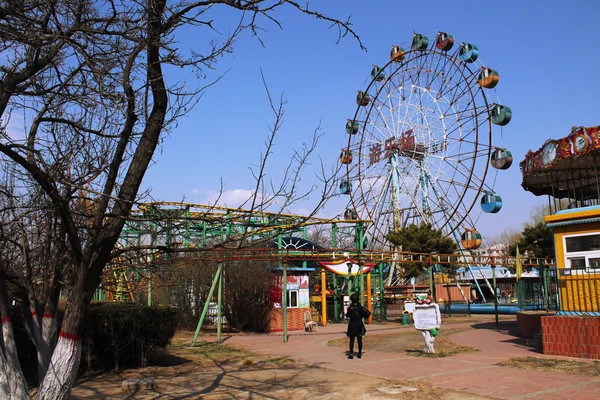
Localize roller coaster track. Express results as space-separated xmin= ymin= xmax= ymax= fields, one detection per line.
xmin=118 ymin=201 xmax=554 ymax=267
xmin=148 ymin=246 xmax=554 ymax=268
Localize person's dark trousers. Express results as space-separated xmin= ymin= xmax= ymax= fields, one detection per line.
xmin=348 ymin=336 xmax=363 ymax=359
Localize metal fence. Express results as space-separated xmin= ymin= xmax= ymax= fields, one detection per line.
xmin=556 ymin=267 xmax=600 ymax=315
xmin=518 ymin=267 xmax=559 ymax=311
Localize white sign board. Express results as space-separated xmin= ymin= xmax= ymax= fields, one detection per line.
xmin=413 ymin=303 xmax=441 ymax=330
xmin=403 ymin=302 xmax=415 ymax=314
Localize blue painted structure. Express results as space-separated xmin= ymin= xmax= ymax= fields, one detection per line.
xmin=448 ymin=303 xmax=520 ymax=315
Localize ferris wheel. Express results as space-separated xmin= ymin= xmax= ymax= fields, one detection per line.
xmin=340 ymin=32 xmax=513 ymax=251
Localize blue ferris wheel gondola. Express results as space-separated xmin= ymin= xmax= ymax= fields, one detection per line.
xmin=481 ymin=193 xmax=502 ymax=213
xmin=370 ymin=65 xmax=385 ymax=82
xmin=344 ymin=208 xmax=358 ymax=220
xmin=459 ymin=43 xmax=479 ymax=63
xmin=339 ymin=180 xmax=352 ymax=195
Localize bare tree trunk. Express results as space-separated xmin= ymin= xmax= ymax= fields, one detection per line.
xmin=21 ymin=306 xmax=58 ymax=383
xmin=36 ymin=335 xmax=82 ymax=400
xmin=37 ymin=313 xmax=58 ymax=382
xmin=0 ymin=347 xmax=30 ymax=399
xmin=37 ymin=280 xmax=60 ymax=381
xmin=36 ymin=273 xmax=87 ymax=400
xmin=0 ymin=279 xmax=29 ymax=398
xmin=38 ymin=261 xmax=62 ymax=381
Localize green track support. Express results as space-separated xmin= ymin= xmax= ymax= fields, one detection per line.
xmin=357 ymin=223 xmax=365 ymax=305
xmin=282 ymin=261 xmax=288 ymax=343
xmin=192 ymin=264 xmax=223 ymax=346
xmin=331 ymin=223 xmax=338 ymax=248
xmin=302 ymin=226 xmax=307 ymax=269
xmin=217 ymin=262 xmax=223 ymax=344
xmin=379 ymin=264 xmax=385 ymax=320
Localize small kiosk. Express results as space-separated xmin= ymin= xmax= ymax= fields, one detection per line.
xmin=269 ymin=267 xmax=314 ymax=332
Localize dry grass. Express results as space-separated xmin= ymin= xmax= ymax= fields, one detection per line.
xmin=133 ymin=330 xmax=296 ymax=378
xmin=498 ymin=356 xmax=600 ymax=376
xmin=327 ymin=328 xmax=477 ymax=358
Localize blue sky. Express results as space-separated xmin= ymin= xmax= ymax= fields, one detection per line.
xmin=140 ymin=0 xmax=600 ymax=242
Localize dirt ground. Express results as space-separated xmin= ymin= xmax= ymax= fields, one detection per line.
xmin=71 ymin=363 xmax=485 ymax=399
xmin=327 ymin=327 xmax=477 ymax=358
xmin=70 ymin=327 xmax=490 ymax=399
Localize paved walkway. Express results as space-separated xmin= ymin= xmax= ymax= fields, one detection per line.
xmin=218 ymin=319 xmax=600 ymax=399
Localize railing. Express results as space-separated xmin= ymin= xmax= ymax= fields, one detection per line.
xmin=518 ymin=267 xmax=559 ymax=311
xmin=556 ymin=267 xmax=600 ymax=315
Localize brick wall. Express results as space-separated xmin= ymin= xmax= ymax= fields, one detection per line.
xmin=542 ymin=315 xmax=600 ymax=359
xmin=516 ymin=311 xmax=548 ymax=339
xmin=269 ymin=308 xmax=312 ymax=333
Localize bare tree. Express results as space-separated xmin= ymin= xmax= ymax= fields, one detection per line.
xmin=484 ymin=227 xmax=522 ymax=256
xmin=0 ymin=1 xmax=361 ymax=398
xmin=0 ymin=163 xmax=72 ymax=395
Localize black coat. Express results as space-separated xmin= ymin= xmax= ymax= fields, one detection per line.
xmin=346 ymin=302 xmax=371 ymax=337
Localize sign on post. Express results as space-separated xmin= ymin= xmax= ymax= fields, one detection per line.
xmin=413 ymin=303 xmax=441 ymax=354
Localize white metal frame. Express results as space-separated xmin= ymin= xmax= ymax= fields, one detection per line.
xmin=287 ymin=289 xmax=299 ymax=308
xmin=563 ymin=232 xmax=600 ymax=273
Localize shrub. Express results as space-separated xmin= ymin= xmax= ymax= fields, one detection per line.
xmin=83 ymin=302 xmax=179 ymax=371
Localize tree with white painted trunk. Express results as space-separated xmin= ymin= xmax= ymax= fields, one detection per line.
xmin=0 ymin=181 xmax=65 ymax=388
xmin=0 ymin=1 xmax=362 ymax=398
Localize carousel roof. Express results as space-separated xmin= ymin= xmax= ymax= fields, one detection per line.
xmin=521 ymin=126 xmax=600 ymax=198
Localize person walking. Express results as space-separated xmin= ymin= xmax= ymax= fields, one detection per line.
xmin=346 ymin=293 xmax=371 ymax=359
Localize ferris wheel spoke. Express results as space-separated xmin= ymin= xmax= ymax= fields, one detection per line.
xmin=380 ymin=78 xmax=401 ymax=134
xmin=436 ymin=65 xmax=479 ymax=99
xmin=442 ymin=102 xmax=490 ymax=121
xmin=441 ymin=146 xmax=489 ymax=163
xmin=358 ymin=174 xmax=394 ymax=242
xmin=422 ymin=170 xmax=461 ymax=229
xmin=432 ymin=66 xmax=468 ymax=100
xmin=435 ymin=175 xmax=485 ymax=193
xmin=441 ymin=112 xmax=491 ymax=145
xmin=441 ymin=73 xmax=481 ymax=103
xmin=396 ymin=174 xmax=430 ymax=224
xmin=440 ymin=156 xmax=478 ymax=183
xmin=423 ymin=50 xmax=451 ymax=90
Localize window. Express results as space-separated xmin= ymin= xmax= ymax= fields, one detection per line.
xmin=287 ymin=290 xmax=298 ymax=308
xmin=564 ymin=233 xmax=600 ymax=273
xmin=568 ymin=257 xmax=586 ymax=270
xmin=565 ymin=234 xmax=600 ymax=252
